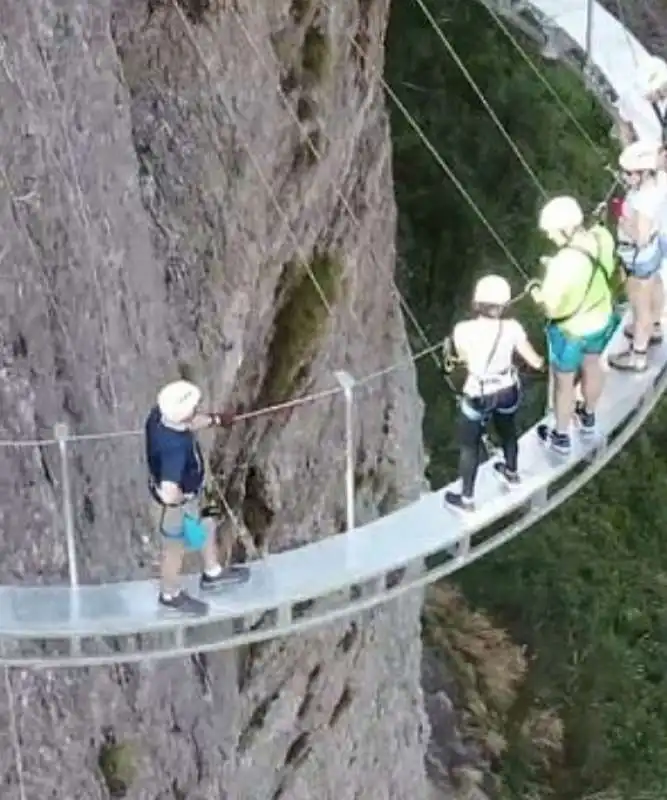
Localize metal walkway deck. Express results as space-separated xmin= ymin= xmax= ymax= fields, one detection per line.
xmin=1 ymin=0 xmax=664 ymax=667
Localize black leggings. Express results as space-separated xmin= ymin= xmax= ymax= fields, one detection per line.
xmin=458 ymin=385 xmax=519 ymax=498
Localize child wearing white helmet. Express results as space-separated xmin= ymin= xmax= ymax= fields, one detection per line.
xmin=531 ymin=196 xmax=619 ymax=455
xmin=612 ymin=140 xmax=667 ymax=371
xmin=443 ymin=274 xmax=545 ymax=512
xmin=145 ymin=379 xmax=248 ymax=615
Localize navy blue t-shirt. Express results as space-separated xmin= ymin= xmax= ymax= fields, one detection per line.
xmin=145 ymin=406 xmax=205 ymax=496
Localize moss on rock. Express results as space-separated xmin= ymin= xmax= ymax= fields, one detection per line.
xmin=98 ymin=739 xmax=137 ymax=798
xmin=261 ymin=251 xmax=344 ymax=404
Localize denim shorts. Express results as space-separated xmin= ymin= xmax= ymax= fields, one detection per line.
xmin=617 ymin=235 xmax=664 ymax=279
xmin=546 ymin=312 xmax=620 ymax=373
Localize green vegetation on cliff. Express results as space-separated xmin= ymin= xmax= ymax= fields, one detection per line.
xmin=387 ymin=1 xmax=667 ymax=797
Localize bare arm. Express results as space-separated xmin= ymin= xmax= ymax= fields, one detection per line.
xmin=191 ymin=410 xmax=236 ymax=430
xmin=530 ymin=256 xmax=568 ymax=320
xmin=635 ymin=212 xmax=656 ymax=247
xmin=516 ymin=338 xmax=545 ymax=371
xmin=190 ymin=413 xmax=214 ymax=431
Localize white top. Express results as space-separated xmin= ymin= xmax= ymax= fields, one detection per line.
xmin=453 ymin=318 xmax=526 ymax=397
xmin=624 ymin=177 xmax=667 ymax=235
xmin=616 ymin=93 xmax=667 ymax=146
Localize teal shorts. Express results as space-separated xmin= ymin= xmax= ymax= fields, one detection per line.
xmin=546 ymin=312 xmax=620 ymax=373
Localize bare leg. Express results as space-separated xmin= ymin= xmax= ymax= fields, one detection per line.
xmin=200 ymin=517 xmax=221 ymax=573
xmin=580 ymin=353 xmax=604 ymax=412
xmin=651 ymin=273 xmax=664 ymax=328
xmin=625 ymin=275 xmax=637 ymax=336
xmin=149 ymin=500 xmax=187 ymax=595
xmin=553 ymin=371 xmax=576 ymax=435
xmin=161 ymin=538 xmax=185 ymax=595
xmin=631 ymin=277 xmax=653 ymax=352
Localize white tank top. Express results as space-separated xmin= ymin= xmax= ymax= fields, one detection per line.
xmin=624 ymin=177 xmax=667 ymax=237
xmin=453 ymin=317 xmax=526 ymax=398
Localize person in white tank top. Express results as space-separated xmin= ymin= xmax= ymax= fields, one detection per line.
xmin=614 ymin=140 xmax=667 ymax=372
xmin=444 ymin=275 xmax=545 ymax=513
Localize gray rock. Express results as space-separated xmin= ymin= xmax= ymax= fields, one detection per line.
xmin=0 ymin=1 xmax=438 ymax=798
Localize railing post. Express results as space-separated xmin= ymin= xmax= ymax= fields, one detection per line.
xmin=54 ymin=422 xmax=79 ymax=588
xmin=334 ymin=370 xmax=356 ymax=532
xmin=585 ymin=0 xmax=594 ymax=63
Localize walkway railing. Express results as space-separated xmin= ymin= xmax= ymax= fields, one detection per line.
xmin=0 ymin=0 xmax=663 ymax=668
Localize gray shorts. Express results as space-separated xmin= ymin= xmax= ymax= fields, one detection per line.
xmin=149 ymin=495 xmax=214 ymax=542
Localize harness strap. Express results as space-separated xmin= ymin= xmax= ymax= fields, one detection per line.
xmin=650 ymin=101 xmax=667 ymax=146
xmin=148 ymin=480 xmax=195 ymax=508
xmin=548 ymin=231 xmax=613 ymax=325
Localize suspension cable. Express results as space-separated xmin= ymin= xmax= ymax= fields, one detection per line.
xmin=347 ymin=33 xmax=530 ymax=282
xmin=411 ymin=0 xmax=548 ymax=198
xmin=0 ymin=8 xmax=533 ymax=449
xmin=230 ymin=12 xmax=454 ymax=370
xmin=1 ymin=21 xmax=122 ymax=425
xmin=478 ymin=0 xmax=608 ymax=163
xmin=169 ymin=0 xmax=333 ymax=319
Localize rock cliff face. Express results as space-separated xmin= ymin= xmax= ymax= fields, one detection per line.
xmin=0 ymin=1 xmax=432 ymax=798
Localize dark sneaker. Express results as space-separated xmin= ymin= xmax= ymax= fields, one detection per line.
xmin=537 ymin=424 xmax=571 ymax=455
xmin=574 ymin=402 xmax=596 ymax=436
xmin=623 ymin=324 xmax=662 ymax=346
xmin=158 ymin=590 xmax=208 ymax=616
xmin=200 ymin=504 xmax=223 ymax=519
xmin=493 ymin=462 xmax=520 ymax=487
xmin=608 ymin=349 xmax=648 ymax=373
xmin=444 ymin=491 xmax=475 ymax=512
xmin=200 ymin=565 xmax=250 ymax=592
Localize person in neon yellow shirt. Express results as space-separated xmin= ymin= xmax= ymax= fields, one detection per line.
xmin=530 ymin=196 xmax=619 ymax=455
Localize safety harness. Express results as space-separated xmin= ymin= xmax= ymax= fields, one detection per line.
xmin=445 ymin=318 xmax=518 ymax=399
xmin=547 ymin=230 xmax=615 ymax=326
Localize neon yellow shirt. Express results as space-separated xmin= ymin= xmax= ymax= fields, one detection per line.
xmin=534 ymin=226 xmax=615 ymax=337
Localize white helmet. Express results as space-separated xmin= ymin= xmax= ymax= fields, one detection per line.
xmin=643 ymin=56 xmax=667 ymax=95
xmin=473 ymin=274 xmax=511 ymax=306
xmin=619 ymin=140 xmax=660 ymax=172
xmin=157 ymin=380 xmax=202 ymax=424
xmin=538 ymin=196 xmax=583 ymax=236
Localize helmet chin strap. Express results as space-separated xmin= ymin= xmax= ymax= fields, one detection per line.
xmin=160 ymin=415 xmax=191 ymax=432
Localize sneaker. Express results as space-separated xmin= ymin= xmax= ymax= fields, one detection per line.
xmin=200 ymin=565 xmax=251 ymax=592
xmin=574 ymin=402 xmax=596 ymax=436
xmin=493 ymin=462 xmax=520 ymax=487
xmin=537 ymin=424 xmax=571 ymax=455
xmin=623 ymin=324 xmax=662 ymax=346
xmin=444 ymin=491 xmax=475 ymax=512
xmin=608 ymin=349 xmax=648 ymax=373
xmin=158 ymin=590 xmax=209 ymax=616
xmin=200 ymin=504 xmax=223 ymax=519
